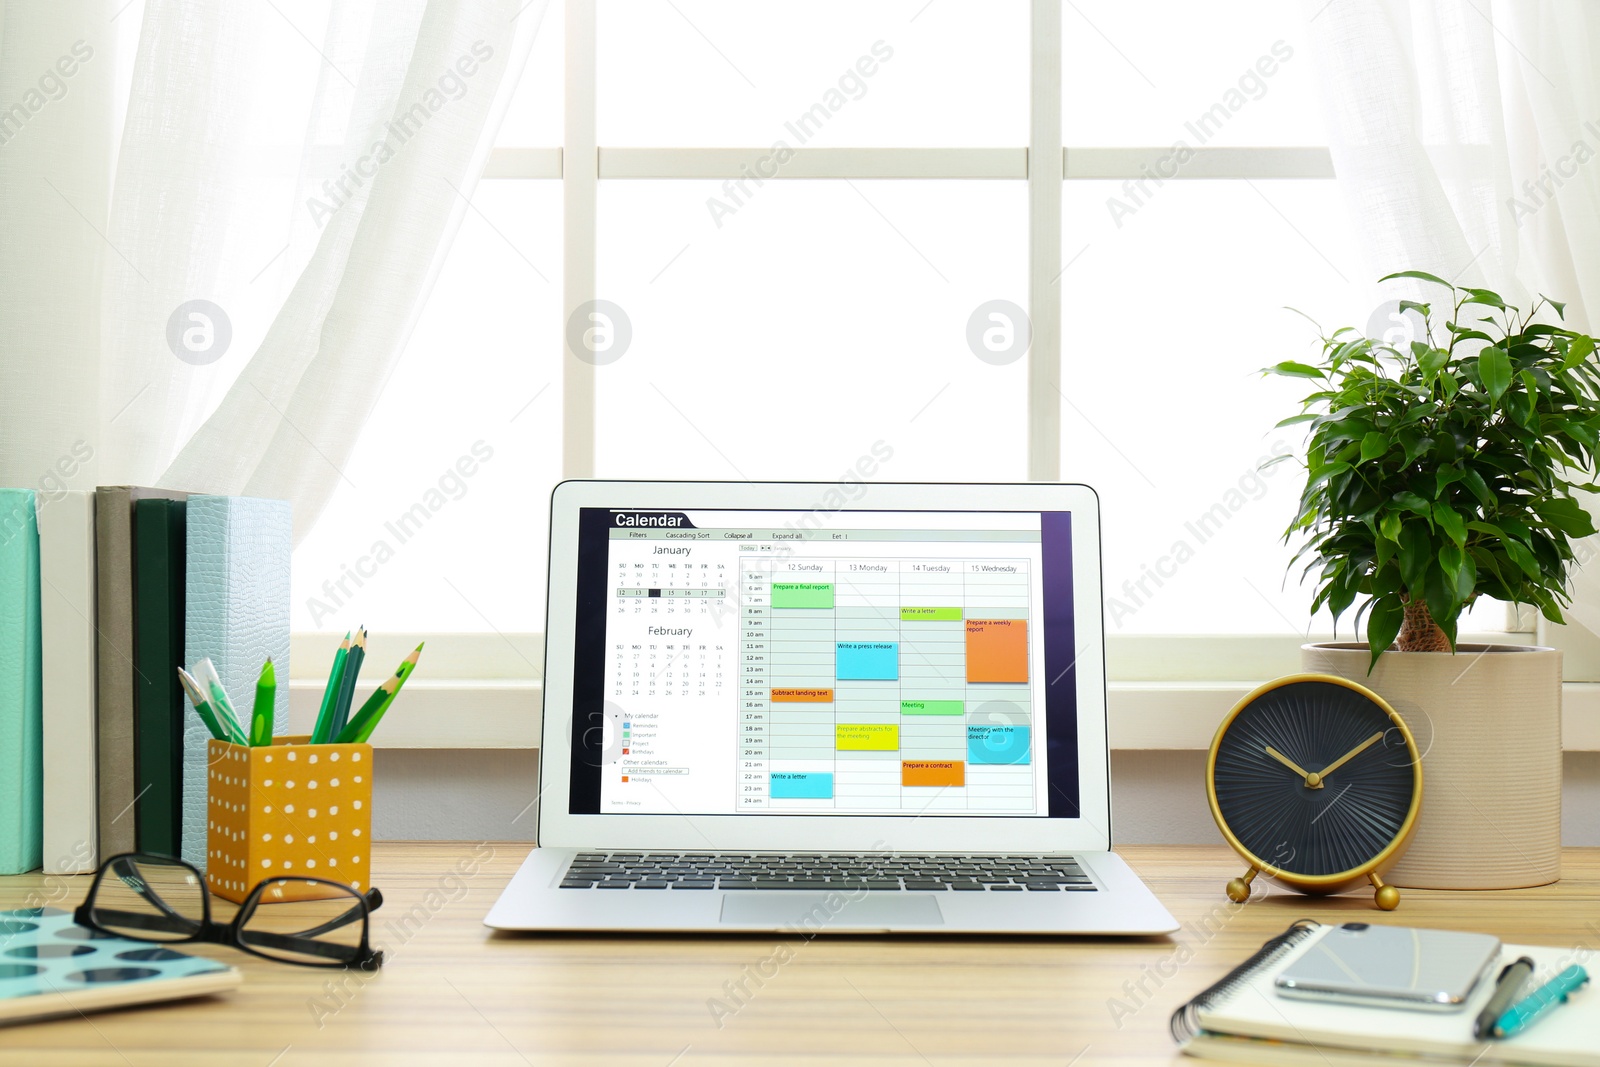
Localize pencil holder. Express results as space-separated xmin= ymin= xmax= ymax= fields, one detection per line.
xmin=205 ymin=735 xmax=373 ymax=904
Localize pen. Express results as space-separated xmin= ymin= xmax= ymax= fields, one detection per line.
xmin=1494 ymin=965 xmax=1589 ymax=1038
xmin=310 ymin=631 xmax=351 ymax=744
xmin=1474 ymin=956 xmax=1534 ymax=1040
xmin=335 ymin=643 xmax=423 ymax=745
xmin=194 ymin=658 xmax=246 ymax=746
xmin=177 ymin=666 xmax=246 ymax=745
xmin=249 ymin=659 xmax=276 ymax=747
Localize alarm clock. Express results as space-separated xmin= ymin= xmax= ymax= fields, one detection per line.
xmin=1206 ymin=674 xmax=1422 ymax=911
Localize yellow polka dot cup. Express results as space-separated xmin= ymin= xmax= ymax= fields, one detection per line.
xmin=206 ymin=736 xmax=373 ymax=904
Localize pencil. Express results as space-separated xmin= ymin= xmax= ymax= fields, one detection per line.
xmin=310 ymin=631 xmax=351 ymax=744
xmin=336 ymin=643 xmax=423 ymax=744
xmin=177 ymin=666 xmax=245 ymax=745
xmin=249 ymin=659 xmax=276 ymax=747
xmin=327 ymin=627 xmax=367 ymax=740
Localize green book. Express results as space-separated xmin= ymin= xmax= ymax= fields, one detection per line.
xmin=0 ymin=490 xmax=43 ymax=874
xmin=133 ymin=498 xmax=186 ymax=856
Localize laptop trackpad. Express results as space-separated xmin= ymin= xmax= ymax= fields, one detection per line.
xmin=720 ymin=893 xmax=944 ymax=928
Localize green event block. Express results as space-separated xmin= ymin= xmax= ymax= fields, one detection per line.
xmin=771 ymin=583 xmax=834 ymax=609
xmin=899 ymin=606 xmax=962 ymax=621
xmin=901 ymin=700 xmax=964 ymax=716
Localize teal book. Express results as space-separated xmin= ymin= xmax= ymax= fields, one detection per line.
xmin=132 ymin=498 xmax=185 ymax=857
xmin=0 ymin=490 xmax=43 ymax=874
xmin=182 ymin=496 xmax=291 ymax=870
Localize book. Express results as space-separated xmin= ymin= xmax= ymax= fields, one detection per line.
xmin=0 ymin=490 xmax=43 ymax=875
xmin=0 ymin=907 xmax=239 ymax=1024
xmin=36 ymin=490 xmax=98 ymax=874
xmin=182 ymin=495 xmax=291 ymax=869
xmin=132 ymin=498 xmax=186 ymax=856
xmin=93 ymin=487 xmax=185 ymax=859
xmin=1175 ymin=921 xmax=1600 ymax=1066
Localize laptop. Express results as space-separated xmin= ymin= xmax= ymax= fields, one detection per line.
xmin=485 ymin=480 xmax=1178 ymax=935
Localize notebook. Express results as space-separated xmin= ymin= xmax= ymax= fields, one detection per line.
xmin=0 ymin=489 xmax=44 ymax=875
xmin=1173 ymin=920 xmax=1600 ymax=1066
xmin=94 ymin=486 xmax=187 ymax=859
xmin=0 ymin=907 xmax=239 ymax=1024
xmin=36 ymin=490 xmax=99 ymax=873
xmin=132 ymin=497 xmax=186 ymax=856
xmin=182 ymin=495 xmax=292 ymax=870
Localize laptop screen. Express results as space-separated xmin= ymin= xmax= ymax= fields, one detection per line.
xmin=566 ymin=507 xmax=1082 ymax=820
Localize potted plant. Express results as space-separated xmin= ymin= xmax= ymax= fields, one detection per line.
xmin=1267 ymin=270 xmax=1600 ymax=889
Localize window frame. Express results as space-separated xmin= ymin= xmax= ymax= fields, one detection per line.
xmin=295 ymin=0 xmax=1589 ymax=750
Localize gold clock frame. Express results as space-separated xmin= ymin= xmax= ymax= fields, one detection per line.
xmin=1205 ymin=672 xmax=1423 ymax=911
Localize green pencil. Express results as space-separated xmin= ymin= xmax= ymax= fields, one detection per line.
xmin=327 ymin=627 xmax=367 ymax=740
xmin=310 ymin=631 xmax=351 ymax=744
xmin=336 ymin=643 xmax=423 ymax=744
xmin=249 ymin=659 xmax=276 ymax=746
xmin=177 ymin=666 xmax=244 ymax=745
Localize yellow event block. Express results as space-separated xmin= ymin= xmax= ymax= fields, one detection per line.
xmin=206 ymin=736 xmax=373 ymax=904
xmin=835 ymin=723 xmax=899 ymax=751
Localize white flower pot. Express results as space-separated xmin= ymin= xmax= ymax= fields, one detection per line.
xmin=1301 ymin=642 xmax=1562 ymax=890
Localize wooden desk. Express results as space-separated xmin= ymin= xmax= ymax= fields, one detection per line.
xmin=3 ymin=844 xmax=1596 ymax=1066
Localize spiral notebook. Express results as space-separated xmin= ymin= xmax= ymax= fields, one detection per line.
xmin=1173 ymin=920 xmax=1600 ymax=1067
xmin=0 ymin=907 xmax=239 ymax=1024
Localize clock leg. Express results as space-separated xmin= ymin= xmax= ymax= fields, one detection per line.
xmin=1369 ymin=872 xmax=1400 ymax=911
xmin=1226 ymin=866 xmax=1258 ymax=903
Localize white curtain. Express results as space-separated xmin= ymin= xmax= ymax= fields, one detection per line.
xmin=0 ymin=0 xmax=546 ymax=541
xmin=1304 ymin=0 xmax=1600 ymax=632
xmin=1303 ymin=0 xmax=1600 ymax=319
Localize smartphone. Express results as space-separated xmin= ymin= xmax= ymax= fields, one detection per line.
xmin=1275 ymin=923 xmax=1502 ymax=1011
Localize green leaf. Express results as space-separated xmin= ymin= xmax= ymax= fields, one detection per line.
xmin=1399 ymin=522 xmax=1431 ymax=587
xmin=1461 ymin=468 xmax=1494 ymax=506
xmin=1563 ymin=334 xmax=1595 ymax=370
xmin=1274 ymin=413 xmax=1319 ymax=427
xmin=1433 ymin=503 xmax=1467 ymax=545
xmin=1503 ymin=538 xmax=1541 ymax=580
xmin=1393 ymin=491 xmax=1432 ymax=516
xmin=1379 ymin=270 xmax=1453 ymax=289
xmin=1268 ymin=361 xmax=1325 ymax=379
xmin=1462 ymin=287 xmax=1508 ymax=310
xmin=1366 ymin=597 xmax=1404 ymax=669
xmin=1379 ymin=512 xmax=1402 ymax=541
xmin=1480 ymin=346 xmax=1513 ymax=403
xmin=1359 ymin=432 xmax=1389 ymax=462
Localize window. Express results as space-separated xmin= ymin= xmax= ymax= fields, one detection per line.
xmin=290 ymin=1 xmax=1524 ymax=737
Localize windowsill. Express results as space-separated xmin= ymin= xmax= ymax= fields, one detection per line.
xmin=290 ymin=678 xmax=1600 ymax=752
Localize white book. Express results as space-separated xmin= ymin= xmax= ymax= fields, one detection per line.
xmin=1177 ymin=921 xmax=1600 ymax=1067
xmin=36 ymin=489 xmax=97 ymax=874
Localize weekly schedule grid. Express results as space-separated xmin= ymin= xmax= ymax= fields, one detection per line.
xmin=595 ymin=510 xmax=1051 ymax=817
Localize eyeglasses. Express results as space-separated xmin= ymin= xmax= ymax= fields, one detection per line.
xmin=73 ymin=853 xmax=384 ymax=969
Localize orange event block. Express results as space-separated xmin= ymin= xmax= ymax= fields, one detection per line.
xmin=771 ymin=688 xmax=834 ymax=702
xmin=965 ymin=619 xmax=1029 ymax=683
xmin=902 ymin=761 xmax=966 ymax=787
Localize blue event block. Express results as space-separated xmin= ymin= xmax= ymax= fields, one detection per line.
xmin=836 ymin=642 xmax=898 ymax=681
xmin=968 ymin=724 xmax=1031 ymax=765
xmin=770 ymin=772 xmax=834 ymax=799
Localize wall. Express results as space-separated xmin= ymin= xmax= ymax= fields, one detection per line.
xmin=373 ymin=749 xmax=1600 ymax=847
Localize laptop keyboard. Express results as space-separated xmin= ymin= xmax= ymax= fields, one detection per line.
xmin=559 ymin=853 xmax=1096 ymax=892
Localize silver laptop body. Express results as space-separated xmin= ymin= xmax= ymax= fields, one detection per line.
xmin=485 ymin=480 xmax=1178 ymax=935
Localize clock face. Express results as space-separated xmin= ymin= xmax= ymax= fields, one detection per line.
xmin=1212 ymin=680 xmax=1418 ymax=878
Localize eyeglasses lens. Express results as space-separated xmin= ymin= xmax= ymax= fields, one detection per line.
xmin=239 ymin=879 xmax=368 ymax=965
xmin=91 ymin=856 xmax=207 ymax=943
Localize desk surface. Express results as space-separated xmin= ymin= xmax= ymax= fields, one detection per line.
xmin=3 ymin=844 xmax=1596 ymax=1066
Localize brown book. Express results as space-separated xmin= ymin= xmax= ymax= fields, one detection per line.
xmin=93 ymin=486 xmax=184 ymax=858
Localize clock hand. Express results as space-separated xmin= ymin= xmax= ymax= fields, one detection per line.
xmin=1314 ymin=731 xmax=1386 ymax=783
xmin=1264 ymin=745 xmax=1321 ymax=788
